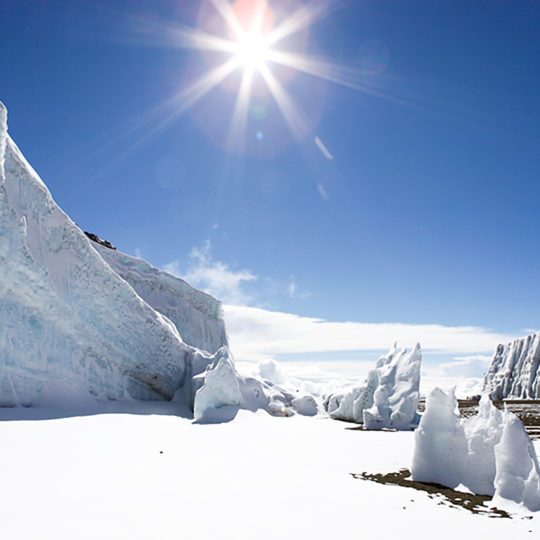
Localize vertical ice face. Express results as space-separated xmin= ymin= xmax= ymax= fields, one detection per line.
xmin=483 ymin=332 xmax=540 ymax=399
xmin=96 ymin=245 xmax=228 ymax=354
xmin=411 ymin=387 xmax=467 ymax=489
xmin=0 ymin=103 xmax=193 ymax=405
xmin=493 ymin=410 xmax=540 ymax=511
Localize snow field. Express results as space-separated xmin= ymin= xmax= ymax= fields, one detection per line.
xmin=0 ymin=410 xmax=538 ymax=540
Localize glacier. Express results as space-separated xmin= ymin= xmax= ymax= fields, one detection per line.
xmin=483 ymin=331 xmax=540 ymax=400
xmin=324 ymin=343 xmax=422 ymax=430
xmin=0 ymin=101 xmax=225 ymax=406
xmin=0 ymin=100 xmax=321 ymax=419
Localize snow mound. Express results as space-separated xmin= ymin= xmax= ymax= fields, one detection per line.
xmin=325 ymin=343 xmax=421 ymax=430
xmin=291 ymin=394 xmax=318 ymax=416
xmin=483 ymin=331 xmax=540 ymax=399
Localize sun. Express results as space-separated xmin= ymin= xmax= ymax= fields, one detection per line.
xmin=233 ymin=31 xmax=270 ymax=72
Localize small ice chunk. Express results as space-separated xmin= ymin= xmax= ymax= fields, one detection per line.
xmin=411 ymin=387 xmax=467 ymax=489
xmin=291 ymin=395 xmax=318 ymax=416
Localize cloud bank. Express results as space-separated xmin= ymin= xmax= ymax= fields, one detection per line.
xmin=224 ymin=304 xmax=515 ymax=363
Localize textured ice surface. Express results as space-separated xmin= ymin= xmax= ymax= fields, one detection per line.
xmin=96 ymin=245 xmax=227 ymax=354
xmin=0 ymin=103 xmax=206 ymax=405
xmin=327 ymin=343 xmax=421 ymax=430
xmin=493 ymin=410 xmax=540 ymax=511
xmin=363 ymin=343 xmax=422 ymax=430
xmin=412 ymin=386 xmax=540 ymax=509
xmin=462 ymin=395 xmax=503 ymax=496
xmin=411 ymin=387 xmax=467 ymax=489
xmin=193 ymin=348 xmax=241 ymax=422
xmin=483 ymin=331 xmax=540 ymax=399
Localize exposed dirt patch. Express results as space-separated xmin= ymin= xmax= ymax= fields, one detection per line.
xmin=351 ymin=468 xmax=511 ymax=518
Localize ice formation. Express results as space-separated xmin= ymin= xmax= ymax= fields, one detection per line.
xmin=483 ymin=331 xmax=540 ymax=399
xmin=462 ymin=395 xmax=503 ymax=496
xmin=412 ymin=387 xmax=540 ymax=510
xmin=411 ymin=387 xmax=467 ymax=489
xmin=0 ymin=101 xmax=226 ymax=406
xmin=193 ymin=348 xmax=241 ymax=422
xmin=493 ymin=411 xmax=540 ymax=511
xmin=325 ymin=343 xmax=421 ymax=430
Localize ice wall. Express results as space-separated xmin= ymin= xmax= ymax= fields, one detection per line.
xmin=483 ymin=332 xmax=540 ymax=400
xmin=0 ymin=102 xmax=191 ymax=404
xmin=96 ymin=245 xmax=227 ymax=354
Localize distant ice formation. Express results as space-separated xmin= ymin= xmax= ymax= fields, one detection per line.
xmin=483 ymin=331 xmax=540 ymax=399
xmin=324 ymin=343 xmax=422 ymax=430
xmin=412 ymin=387 xmax=540 ymax=511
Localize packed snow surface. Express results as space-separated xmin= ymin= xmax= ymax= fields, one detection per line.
xmin=412 ymin=387 xmax=540 ymax=511
xmin=0 ymin=408 xmax=538 ymax=540
xmin=484 ymin=331 xmax=540 ymax=399
xmin=326 ymin=343 xmax=421 ymax=429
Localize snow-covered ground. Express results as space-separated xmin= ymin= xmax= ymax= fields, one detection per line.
xmin=0 ymin=405 xmax=538 ymax=539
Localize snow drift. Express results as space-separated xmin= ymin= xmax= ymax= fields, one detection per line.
xmin=483 ymin=331 xmax=540 ymax=400
xmin=324 ymin=343 xmax=421 ymax=429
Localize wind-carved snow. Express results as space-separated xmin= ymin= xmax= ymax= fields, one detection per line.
xmin=0 ymin=102 xmax=208 ymax=405
xmin=325 ymin=343 xmax=421 ymax=430
xmin=96 ymin=246 xmax=227 ymax=354
xmin=412 ymin=387 xmax=540 ymax=511
xmin=483 ymin=331 xmax=540 ymax=399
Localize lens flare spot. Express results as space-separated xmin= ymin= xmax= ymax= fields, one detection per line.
xmin=256 ymin=130 xmax=264 ymax=140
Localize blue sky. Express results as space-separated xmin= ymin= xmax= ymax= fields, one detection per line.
xmin=2 ymin=1 xmax=539 ymax=380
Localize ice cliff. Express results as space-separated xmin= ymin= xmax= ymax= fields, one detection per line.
xmin=0 ymin=102 xmax=318 ymax=421
xmin=0 ymin=102 xmax=227 ymax=406
xmin=483 ymin=331 xmax=540 ymax=400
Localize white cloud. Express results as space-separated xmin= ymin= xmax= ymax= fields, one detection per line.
xmin=223 ymin=304 xmax=515 ymax=363
xmin=163 ymin=240 xmax=257 ymax=304
xmin=317 ymin=183 xmax=329 ymax=200
xmin=438 ymin=354 xmax=492 ymax=378
xmin=315 ymin=136 xmax=334 ymax=160
xmin=287 ymin=275 xmax=311 ymax=299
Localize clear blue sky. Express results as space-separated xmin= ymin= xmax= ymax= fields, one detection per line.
xmin=2 ymin=0 xmax=539 ymax=349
